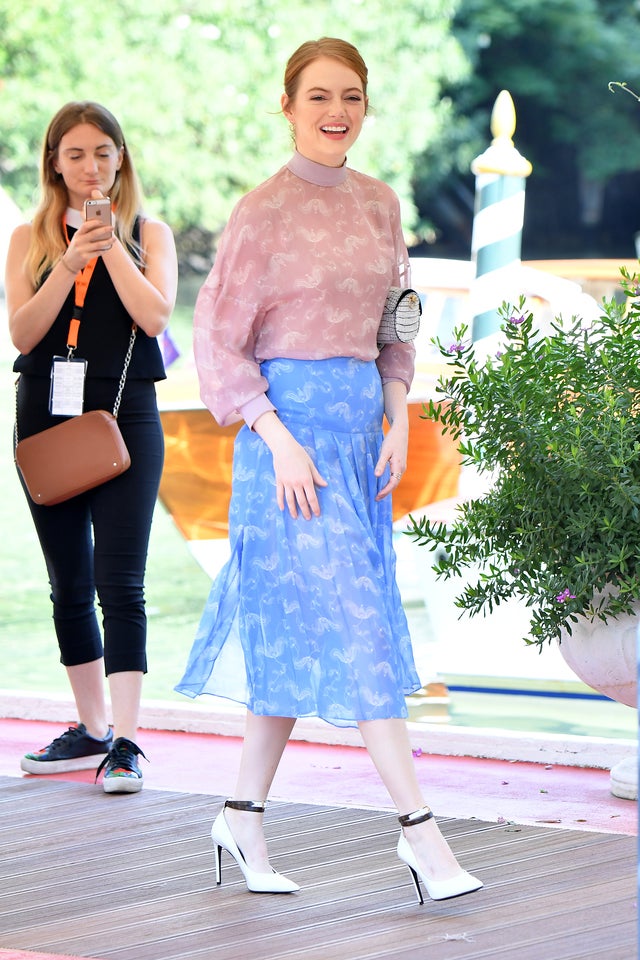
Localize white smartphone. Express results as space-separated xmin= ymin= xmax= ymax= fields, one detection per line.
xmin=84 ymin=197 xmax=112 ymax=222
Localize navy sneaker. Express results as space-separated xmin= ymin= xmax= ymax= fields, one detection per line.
xmin=21 ymin=723 xmax=113 ymax=774
xmin=96 ymin=737 xmax=147 ymax=794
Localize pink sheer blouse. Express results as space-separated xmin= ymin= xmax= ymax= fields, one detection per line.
xmin=193 ymin=151 xmax=416 ymax=427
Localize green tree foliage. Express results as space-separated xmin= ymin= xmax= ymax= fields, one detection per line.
xmin=454 ymin=0 xmax=640 ymax=181
xmin=414 ymin=0 xmax=640 ymax=253
xmin=0 ymin=0 xmax=468 ymax=244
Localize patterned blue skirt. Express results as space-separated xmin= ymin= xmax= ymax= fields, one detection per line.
xmin=175 ymin=357 xmax=420 ymax=727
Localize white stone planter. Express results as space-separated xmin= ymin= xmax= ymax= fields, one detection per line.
xmin=558 ymin=603 xmax=638 ymax=800
xmin=558 ymin=604 xmax=638 ymax=708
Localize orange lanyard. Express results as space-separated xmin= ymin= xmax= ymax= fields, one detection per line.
xmin=62 ymin=218 xmax=99 ymax=353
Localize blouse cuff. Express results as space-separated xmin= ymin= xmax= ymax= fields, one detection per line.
xmin=380 ymin=375 xmax=410 ymax=393
xmin=240 ymin=392 xmax=276 ymax=430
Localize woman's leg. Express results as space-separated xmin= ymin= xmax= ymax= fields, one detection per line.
xmin=16 ymin=375 xmax=104 ymax=685
xmin=67 ymin=662 xmax=143 ymax=741
xmin=20 ymin=479 xmax=108 ymax=735
xmin=107 ymin=670 xmax=144 ymax=741
xmin=66 ymin=660 xmax=110 ymax=739
xmin=358 ymin=717 xmax=467 ymax=882
xmin=224 ymin=711 xmax=296 ymax=872
xmin=91 ymin=379 xmax=164 ymax=744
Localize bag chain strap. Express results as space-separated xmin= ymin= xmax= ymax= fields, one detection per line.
xmin=13 ymin=381 xmax=19 ymax=456
xmin=112 ymin=324 xmax=137 ymax=418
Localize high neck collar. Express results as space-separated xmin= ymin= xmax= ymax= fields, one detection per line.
xmin=286 ymin=150 xmax=347 ymax=187
xmin=65 ymin=207 xmax=84 ymax=229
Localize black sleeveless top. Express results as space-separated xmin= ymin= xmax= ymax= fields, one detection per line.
xmin=13 ymin=219 xmax=166 ymax=382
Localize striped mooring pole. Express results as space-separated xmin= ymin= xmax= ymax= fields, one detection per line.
xmin=470 ymin=90 xmax=532 ymax=341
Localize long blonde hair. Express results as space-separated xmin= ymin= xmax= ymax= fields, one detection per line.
xmin=27 ymin=101 xmax=144 ymax=286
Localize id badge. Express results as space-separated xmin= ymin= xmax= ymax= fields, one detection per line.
xmin=49 ymin=356 xmax=88 ymax=416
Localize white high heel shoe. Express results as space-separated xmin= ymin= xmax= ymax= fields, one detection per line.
xmin=211 ymin=799 xmax=300 ymax=894
xmin=397 ymin=806 xmax=483 ymax=904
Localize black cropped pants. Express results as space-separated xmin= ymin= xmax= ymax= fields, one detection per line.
xmin=15 ymin=375 xmax=164 ymax=674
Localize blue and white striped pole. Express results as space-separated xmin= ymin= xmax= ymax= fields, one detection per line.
xmin=470 ymin=90 xmax=532 ymax=341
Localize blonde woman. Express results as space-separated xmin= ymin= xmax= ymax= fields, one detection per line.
xmin=6 ymin=102 xmax=177 ymax=792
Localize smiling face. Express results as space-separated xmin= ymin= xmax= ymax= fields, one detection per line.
xmin=281 ymin=55 xmax=368 ymax=167
xmin=52 ymin=122 xmax=123 ymax=210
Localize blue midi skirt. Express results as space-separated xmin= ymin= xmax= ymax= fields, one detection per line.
xmin=175 ymin=357 xmax=421 ymax=727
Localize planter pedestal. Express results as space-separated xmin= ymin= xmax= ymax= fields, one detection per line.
xmin=610 ymin=755 xmax=638 ymax=801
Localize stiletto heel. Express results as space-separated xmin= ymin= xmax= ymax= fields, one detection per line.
xmin=397 ymin=806 xmax=483 ymax=904
xmin=211 ymin=799 xmax=300 ymax=894
xmin=213 ymin=838 xmax=222 ymax=885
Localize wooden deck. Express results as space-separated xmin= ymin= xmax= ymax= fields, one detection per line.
xmin=0 ymin=776 xmax=636 ymax=960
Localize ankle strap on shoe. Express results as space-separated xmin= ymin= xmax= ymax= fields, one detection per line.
xmin=224 ymin=799 xmax=267 ymax=813
xmin=398 ymin=805 xmax=434 ymax=828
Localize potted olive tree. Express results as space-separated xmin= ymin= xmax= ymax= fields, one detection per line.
xmin=409 ymin=272 xmax=640 ymax=797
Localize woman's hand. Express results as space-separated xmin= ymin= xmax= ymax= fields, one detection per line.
xmin=253 ymin=412 xmax=327 ymax=519
xmin=374 ymin=381 xmax=409 ymax=501
xmin=62 ymin=216 xmax=114 ymax=274
xmin=6 ymin=216 xmax=113 ymax=355
xmin=273 ymin=434 xmax=328 ymax=520
xmin=374 ymin=420 xmax=409 ymax=500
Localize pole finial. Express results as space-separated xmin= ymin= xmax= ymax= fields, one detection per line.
xmin=491 ymin=89 xmax=517 ymax=142
xmin=471 ymin=90 xmax=532 ymax=178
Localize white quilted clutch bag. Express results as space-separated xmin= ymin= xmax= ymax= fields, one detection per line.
xmin=378 ymin=288 xmax=422 ymax=345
